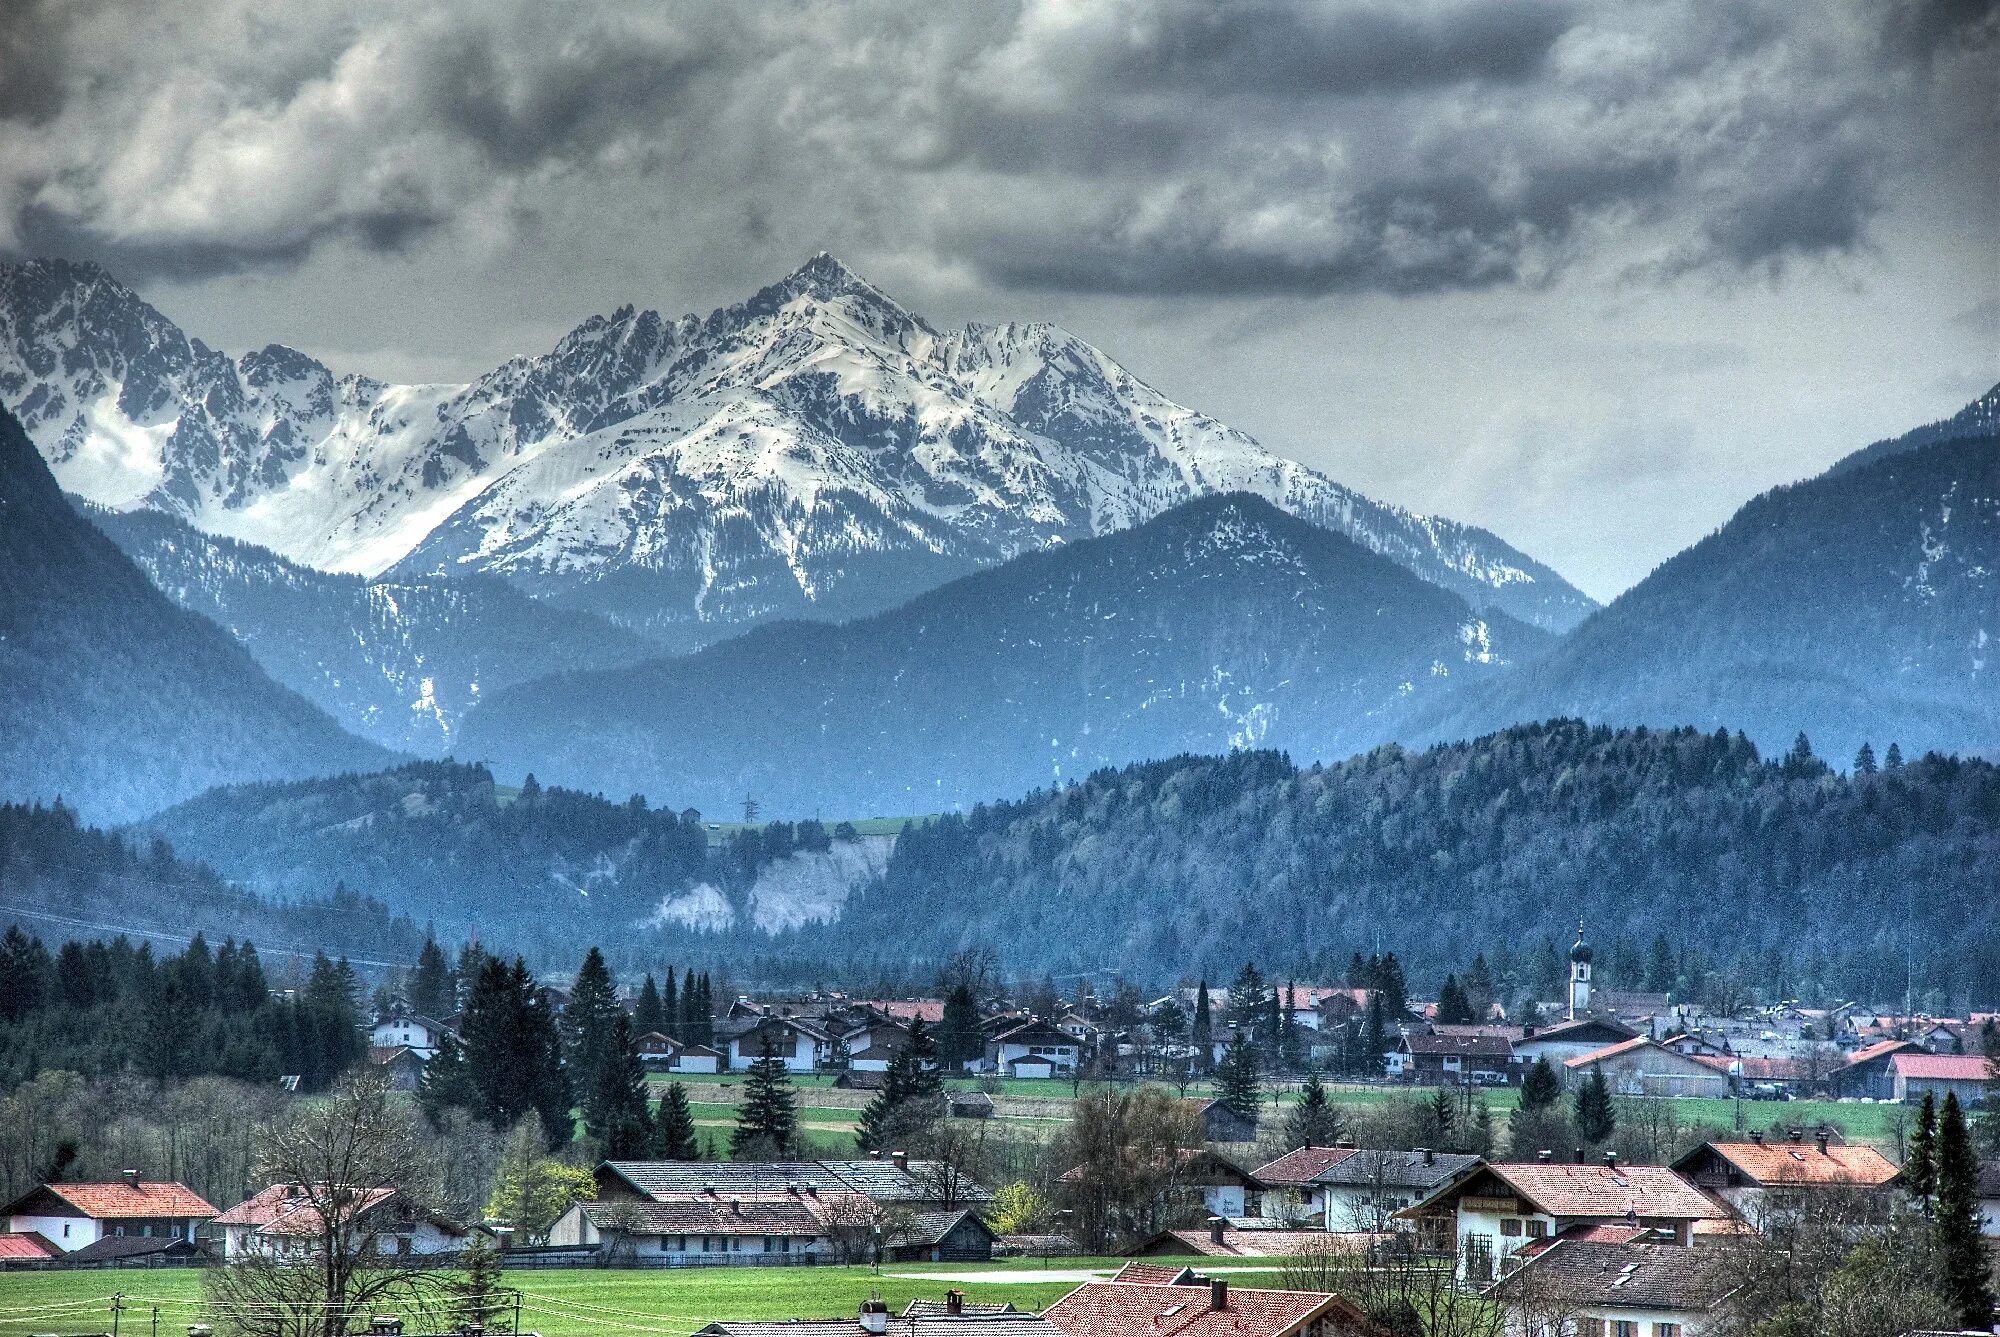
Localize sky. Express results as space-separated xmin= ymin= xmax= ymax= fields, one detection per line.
xmin=2 ymin=0 xmax=1995 ymax=600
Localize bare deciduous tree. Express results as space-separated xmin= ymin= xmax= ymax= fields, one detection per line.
xmin=203 ymin=1070 xmax=455 ymax=1337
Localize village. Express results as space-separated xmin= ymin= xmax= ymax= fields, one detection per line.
xmin=1 ymin=927 xmax=1996 ymax=1337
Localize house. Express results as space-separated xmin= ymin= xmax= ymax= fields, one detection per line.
xmin=697 ymin=1294 xmax=1048 ymax=1337
xmin=1979 ymin=1163 xmax=2000 ymax=1237
xmin=846 ymin=1020 xmax=918 ymax=1073
xmin=1406 ymin=1158 xmax=1729 ymax=1283
xmin=1111 ymin=1261 xmax=1199 ymax=1284
xmin=213 ymin=1184 xmax=483 ymax=1260
xmin=1671 ymin=1133 xmax=1898 ymax=1227
xmin=1251 ymin=1145 xmax=1358 ymax=1225
xmin=1486 ymin=1239 xmax=1735 ymax=1337
xmin=1042 ymin=1278 xmax=1388 ymax=1337
xmin=2 ymin=1175 xmax=218 ymax=1255
xmin=1511 ymin=1018 xmax=1641 ymax=1068
xmin=1887 ymin=1052 xmax=1989 ymax=1105
xmin=1056 ymin=1149 xmax=1262 ymax=1222
xmin=367 ymin=1013 xmax=450 ymax=1057
xmin=595 ymin=1158 xmax=992 ymax=1213
xmin=675 ymin=1043 xmax=724 ymax=1074
xmin=984 ymin=1019 xmax=1081 ymax=1077
xmin=1563 ymin=1039 xmax=1732 ymax=1099
xmin=1827 ymin=1039 xmax=1918 ymax=1100
xmin=884 ymin=1208 xmax=998 ymax=1262
xmin=635 ymin=1033 xmax=724 ymax=1074
xmin=1389 ymin=1032 xmax=1517 ymax=1085
xmin=1311 ymin=1148 xmax=1482 ymax=1234
xmin=722 ymin=1015 xmax=835 ymax=1072
xmin=548 ymin=1197 xmax=828 ymax=1263
xmin=1189 ymin=1098 xmax=1259 ymax=1143
xmin=367 ymin=1045 xmax=425 ymax=1092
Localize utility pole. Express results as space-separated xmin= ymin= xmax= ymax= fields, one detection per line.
xmin=111 ymin=1293 xmax=125 ymax=1337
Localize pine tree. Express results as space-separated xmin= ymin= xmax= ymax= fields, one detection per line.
xmin=1192 ymin=981 xmax=1214 ymax=1070
xmin=663 ymin=968 xmax=679 ymax=1040
xmin=1216 ymin=1033 xmax=1262 ymax=1124
xmin=1885 ymin=742 xmax=1904 ymax=769
xmin=1464 ymin=954 xmax=1495 ymax=1020
xmin=1520 ymin=1056 xmax=1561 ymax=1111
xmin=731 ymin=1039 xmax=798 ymax=1158
xmin=1853 ymin=742 xmax=1878 ymax=775
xmin=633 ymin=975 xmax=664 ymax=1035
xmin=1934 ymin=1092 xmax=1993 ymax=1328
xmin=454 ymin=1232 xmax=506 ymax=1330
xmin=1436 ymin=973 xmax=1474 ymax=1025
xmin=1574 ymin=1064 xmax=1615 ymax=1143
xmin=1361 ymin=993 xmax=1388 ymax=1075
xmin=939 ymin=984 xmax=982 ymax=1069
xmin=1376 ymin=953 xmax=1409 ymax=1018
xmin=563 ymin=947 xmax=623 ymax=1108
xmin=1429 ymin=1088 xmax=1457 ymax=1144
xmin=1907 ymin=1091 xmax=1939 ymax=1210
xmin=905 ymin=1018 xmax=944 ymax=1101
xmin=649 ymin=1082 xmax=701 ymax=1160
xmin=409 ymin=937 xmax=455 ymax=1020
xmin=1285 ymin=1072 xmax=1342 ymax=1149
xmin=585 ymin=1011 xmax=651 ymax=1158
xmin=417 ymin=1030 xmax=478 ymax=1123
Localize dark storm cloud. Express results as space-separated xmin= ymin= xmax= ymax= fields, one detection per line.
xmin=0 ymin=0 xmax=1988 ymax=297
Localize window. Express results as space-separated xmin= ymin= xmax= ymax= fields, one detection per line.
xmin=1653 ymin=1326 xmax=1681 ymax=1337
xmin=1578 ymin=1322 xmax=1604 ymax=1337
xmin=1611 ymin=1323 xmax=1639 ymax=1337
xmin=1500 ymin=1219 xmax=1522 ymax=1237
xmin=1526 ymin=1219 xmax=1549 ymax=1238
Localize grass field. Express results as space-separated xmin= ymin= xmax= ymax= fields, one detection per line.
xmin=0 ymin=1261 xmax=1259 ymax=1336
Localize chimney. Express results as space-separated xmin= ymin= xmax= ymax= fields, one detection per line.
xmin=1749 ymin=1131 xmax=1763 ymax=1145
xmin=121 ymin=1170 xmax=139 ymax=1189
xmin=1208 ymin=1216 xmax=1226 ymax=1245
xmin=1575 ymin=1146 xmax=1586 ymax=1164
xmin=729 ymin=1197 xmax=742 ymax=1216
xmin=1335 ymin=1136 xmax=1354 ymax=1149
xmin=891 ymin=1150 xmax=909 ymax=1172
xmin=1537 ymin=1150 xmax=1553 ymax=1163
xmin=787 ymin=1182 xmax=800 ymax=1195
xmin=1788 ymin=1129 xmax=1802 ymax=1143
xmin=1522 ymin=1024 xmax=1536 ymax=1038
xmin=1209 ymin=1278 xmax=1229 ymax=1311
xmin=858 ymin=1299 xmax=889 ymax=1336
xmin=1603 ymin=1152 xmax=1617 ymax=1169
xmin=868 ymin=1150 xmax=883 ymax=1161
xmin=1422 ymin=1147 xmax=1435 ymax=1166
xmin=945 ymin=1290 xmax=963 ymax=1317
xmin=1815 ymin=1132 xmax=1829 ymax=1156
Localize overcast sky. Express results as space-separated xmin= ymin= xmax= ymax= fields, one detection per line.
xmin=3 ymin=0 xmax=1994 ymax=599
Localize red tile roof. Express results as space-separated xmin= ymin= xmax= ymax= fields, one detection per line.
xmin=1109 ymin=1262 xmax=1197 ymax=1285
xmin=1683 ymin=1141 xmax=1899 ymax=1187
xmin=1842 ymin=1039 xmax=1916 ymax=1067
xmin=1474 ymin=1164 xmax=1729 ymax=1221
xmin=1562 ymin=1036 xmax=1654 ymax=1068
xmin=25 ymin=1181 xmax=217 ymax=1220
xmin=1251 ymin=1145 xmax=1357 ymax=1186
xmin=1139 ymin=1228 xmax=1377 ymax=1258
xmin=0 ymin=1233 xmax=56 ymax=1259
xmin=1890 ymin=1053 xmax=1991 ymax=1081
xmin=1042 ymin=1281 xmax=1345 ymax=1337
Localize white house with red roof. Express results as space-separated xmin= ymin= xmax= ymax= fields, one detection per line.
xmin=2 ymin=1173 xmax=217 ymax=1254
xmin=213 ymin=1183 xmax=484 ymax=1260
xmin=1563 ymin=1037 xmax=1732 ymax=1098
xmin=1042 ymin=1277 xmax=1386 ymax=1337
xmin=1888 ymin=1052 xmax=1989 ymax=1105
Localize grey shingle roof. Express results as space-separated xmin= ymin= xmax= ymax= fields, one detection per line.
xmin=578 ymin=1198 xmax=824 ymax=1236
xmin=600 ymin=1159 xmax=993 ymax=1203
xmin=1487 ymin=1240 xmax=1735 ymax=1311
xmin=1311 ymin=1149 xmax=1482 ymax=1191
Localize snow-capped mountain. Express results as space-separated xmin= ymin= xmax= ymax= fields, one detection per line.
xmin=0 ymin=254 xmax=1595 ymax=646
xmin=459 ymin=492 xmax=1553 ymax=818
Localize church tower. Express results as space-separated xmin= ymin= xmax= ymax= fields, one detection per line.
xmin=1567 ymin=923 xmax=1593 ymax=1020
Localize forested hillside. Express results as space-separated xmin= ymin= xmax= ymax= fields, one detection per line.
xmin=813 ymin=721 xmax=2000 ymax=998
xmin=0 ymin=403 xmax=388 ymax=822
xmin=463 ymin=494 xmax=1548 ymax=816
xmin=137 ymin=762 xmax=870 ymax=958
xmin=0 ymin=801 xmax=421 ymax=973
xmin=1415 ymin=431 xmax=2000 ymax=762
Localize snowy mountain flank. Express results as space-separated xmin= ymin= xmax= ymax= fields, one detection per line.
xmin=0 ymin=254 xmax=1594 ymax=647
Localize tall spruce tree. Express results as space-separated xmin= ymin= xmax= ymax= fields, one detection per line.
xmin=650 ymin=1082 xmax=701 ymax=1160
xmin=1520 ymin=1056 xmax=1561 ymax=1110
xmin=663 ymin=968 xmax=679 ymax=1040
xmin=1933 ymin=1092 xmax=1993 ymax=1328
xmin=1192 ymin=981 xmax=1214 ymax=1067
xmin=1361 ymin=993 xmax=1388 ymax=1075
xmin=1436 ymin=973 xmax=1475 ymax=1025
xmin=417 ymin=1030 xmax=478 ymax=1123
xmin=1216 ymin=1033 xmax=1262 ymax=1124
xmin=408 ymin=938 xmax=455 ymax=1019
xmin=1907 ymin=1091 xmax=1939 ymax=1210
xmin=563 ymin=947 xmax=623 ymax=1108
xmin=938 ymin=985 xmax=982 ymax=1069
xmin=1574 ymin=1064 xmax=1616 ymax=1143
xmin=731 ymin=1039 xmax=798 ymax=1158
xmin=1285 ymin=1072 xmax=1341 ymax=1148
xmin=585 ymin=1011 xmax=652 ymax=1158
xmin=633 ymin=975 xmax=664 ymax=1035
xmin=905 ymin=1018 xmax=944 ymax=1100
